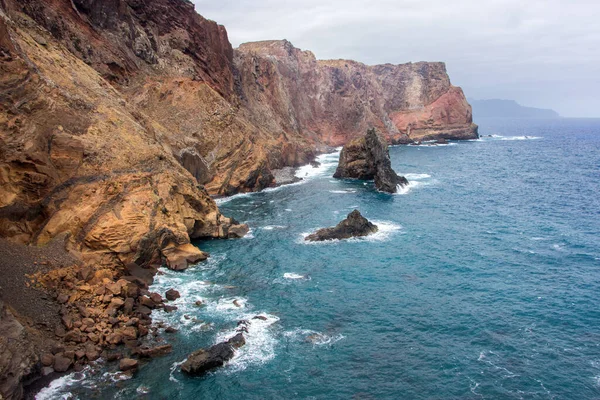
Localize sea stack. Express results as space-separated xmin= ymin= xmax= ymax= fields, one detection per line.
xmin=305 ymin=210 xmax=378 ymax=241
xmin=333 ymin=129 xmax=408 ymax=193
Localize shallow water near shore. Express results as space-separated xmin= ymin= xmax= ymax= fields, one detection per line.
xmin=39 ymin=118 xmax=600 ymax=399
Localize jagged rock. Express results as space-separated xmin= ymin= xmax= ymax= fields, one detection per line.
xmin=165 ymin=289 xmax=180 ymax=301
xmin=119 ymin=358 xmax=138 ymax=372
xmin=53 ymin=354 xmax=73 ymax=372
xmin=162 ymin=244 xmax=208 ymax=271
xmin=334 ymin=129 xmax=408 ymax=193
xmin=226 ymin=224 xmax=250 ymax=239
xmin=181 ymin=333 xmax=246 ymax=376
xmin=149 ymin=293 xmax=163 ymax=304
xmin=305 ymin=210 xmax=378 ymax=242
xmin=163 ymin=305 xmax=177 ymax=313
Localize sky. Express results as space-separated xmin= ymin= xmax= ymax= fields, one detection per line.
xmin=193 ymin=0 xmax=600 ymax=117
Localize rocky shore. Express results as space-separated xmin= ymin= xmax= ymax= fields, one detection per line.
xmin=0 ymin=0 xmax=478 ymax=396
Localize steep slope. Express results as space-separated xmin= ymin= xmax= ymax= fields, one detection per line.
xmin=235 ymin=40 xmax=477 ymax=147
xmin=0 ymin=0 xmax=477 ymax=395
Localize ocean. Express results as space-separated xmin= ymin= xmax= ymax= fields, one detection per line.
xmin=38 ymin=118 xmax=600 ymax=399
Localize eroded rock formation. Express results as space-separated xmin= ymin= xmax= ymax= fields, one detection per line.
xmin=305 ymin=210 xmax=378 ymax=241
xmin=334 ymin=129 xmax=408 ymax=193
xmin=0 ymin=0 xmax=477 ymax=394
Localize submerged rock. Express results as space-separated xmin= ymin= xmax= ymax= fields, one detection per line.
xmin=181 ymin=333 xmax=245 ymax=376
xmin=333 ymin=128 xmax=408 ymax=193
xmin=305 ymin=210 xmax=378 ymax=242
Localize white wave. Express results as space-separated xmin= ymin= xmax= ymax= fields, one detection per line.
xmin=262 ymin=225 xmax=287 ymax=230
xmin=394 ymin=181 xmax=422 ymax=195
xmin=403 ymin=173 xmax=431 ymax=180
xmin=283 ymin=272 xmax=307 ymax=280
xmin=36 ymin=372 xmax=87 ymax=400
xmin=136 ymin=385 xmax=151 ymax=395
xmin=364 ymin=220 xmax=403 ymax=242
xmin=169 ymin=360 xmax=186 ymax=383
xmin=215 ymin=314 xmax=280 ymax=373
xmin=500 ymin=135 xmax=542 ymax=141
xmin=480 ymin=134 xmax=542 ymax=141
xmin=295 ymin=149 xmax=341 ymax=180
xmin=283 ymin=328 xmax=345 ymax=347
xmin=552 ymin=243 xmax=566 ymax=251
xmin=214 ymin=191 xmax=254 ymax=205
xmin=208 ymin=297 xmax=248 ymax=313
xmin=242 ymin=228 xmax=254 ymax=239
xmin=262 ymin=180 xmax=306 ymax=193
xmin=409 ymin=142 xmax=457 ymax=147
xmin=329 ymin=189 xmax=357 ymax=194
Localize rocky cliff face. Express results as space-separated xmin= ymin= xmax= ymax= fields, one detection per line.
xmin=235 ymin=40 xmax=477 ymax=147
xmin=0 ymin=0 xmax=477 ymax=394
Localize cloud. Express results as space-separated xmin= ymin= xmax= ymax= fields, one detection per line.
xmin=194 ymin=0 xmax=600 ymax=117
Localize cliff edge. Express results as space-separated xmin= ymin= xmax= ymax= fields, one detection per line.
xmin=0 ymin=0 xmax=477 ymax=396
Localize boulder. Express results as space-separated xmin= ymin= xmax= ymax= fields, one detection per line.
xmin=119 ymin=358 xmax=138 ymax=371
xmin=136 ymin=344 xmax=172 ymax=358
xmin=227 ymin=224 xmax=250 ymax=239
xmin=53 ymin=354 xmax=73 ymax=372
xmin=333 ymin=128 xmax=408 ymax=193
xmin=162 ymin=243 xmax=208 ymax=271
xmin=181 ymin=333 xmax=245 ymax=376
xmin=305 ymin=210 xmax=378 ymax=242
xmin=165 ymin=289 xmax=180 ymax=301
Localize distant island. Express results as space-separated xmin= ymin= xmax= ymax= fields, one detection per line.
xmin=469 ymin=99 xmax=560 ymax=119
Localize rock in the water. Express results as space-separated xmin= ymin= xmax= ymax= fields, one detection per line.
xmin=181 ymin=333 xmax=245 ymax=376
xmin=333 ymin=128 xmax=408 ymax=193
xmin=305 ymin=210 xmax=378 ymax=242
xmin=161 ymin=243 xmax=208 ymax=271
xmin=136 ymin=344 xmax=172 ymax=358
xmin=119 ymin=358 xmax=138 ymax=371
xmin=165 ymin=289 xmax=181 ymax=301
xmin=271 ymin=167 xmax=303 ymax=186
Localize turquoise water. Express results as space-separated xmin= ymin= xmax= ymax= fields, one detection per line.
xmin=39 ymin=118 xmax=600 ymax=399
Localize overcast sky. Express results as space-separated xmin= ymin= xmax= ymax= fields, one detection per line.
xmin=193 ymin=0 xmax=599 ymax=117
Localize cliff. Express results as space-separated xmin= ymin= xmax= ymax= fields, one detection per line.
xmin=235 ymin=40 xmax=477 ymax=148
xmin=0 ymin=0 xmax=476 ymax=396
